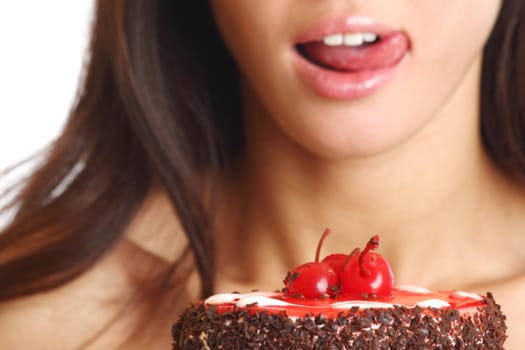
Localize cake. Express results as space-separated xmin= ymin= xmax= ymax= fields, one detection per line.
xmin=172 ymin=231 xmax=507 ymax=349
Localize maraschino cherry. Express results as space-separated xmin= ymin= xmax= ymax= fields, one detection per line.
xmin=339 ymin=235 xmax=395 ymax=299
xmin=321 ymin=253 xmax=347 ymax=276
xmin=283 ymin=228 xmax=338 ymax=298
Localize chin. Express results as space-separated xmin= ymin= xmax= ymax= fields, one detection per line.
xmin=284 ymin=108 xmax=417 ymax=160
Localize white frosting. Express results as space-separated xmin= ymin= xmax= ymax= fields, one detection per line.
xmin=236 ymin=296 xmax=292 ymax=308
xmin=450 ymin=291 xmax=483 ymax=301
xmin=204 ymin=290 xmax=468 ymax=310
xmin=205 ymin=292 xmax=280 ymax=305
xmin=330 ymin=300 xmax=400 ymax=309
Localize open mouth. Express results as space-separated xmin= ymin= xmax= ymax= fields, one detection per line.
xmin=291 ymin=16 xmax=410 ymax=99
xmin=295 ymin=31 xmax=408 ymax=73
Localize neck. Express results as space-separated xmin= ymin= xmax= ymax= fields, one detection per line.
xmin=216 ymin=57 xmax=525 ymax=293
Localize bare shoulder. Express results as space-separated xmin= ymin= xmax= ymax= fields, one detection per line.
xmin=0 ymin=248 xmax=134 ymax=349
xmin=0 ymin=190 xmax=195 ymax=349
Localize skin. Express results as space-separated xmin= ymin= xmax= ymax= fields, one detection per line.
xmin=210 ymin=0 xmax=525 ymax=348
xmin=1 ymin=1 xmax=524 ymax=349
xmin=210 ymin=1 xmax=501 ymax=158
xmin=0 ymin=190 xmax=198 ymax=349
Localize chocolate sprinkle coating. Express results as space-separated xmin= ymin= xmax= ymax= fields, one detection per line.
xmin=172 ymin=293 xmax=506 ymax=349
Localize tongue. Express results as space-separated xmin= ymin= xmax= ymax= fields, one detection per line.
xmin=300 ymin=32 xmax=409 ymax=72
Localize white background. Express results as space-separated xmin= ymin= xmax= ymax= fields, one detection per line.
xmin=0 ymin=1 xmax=94 ymax=173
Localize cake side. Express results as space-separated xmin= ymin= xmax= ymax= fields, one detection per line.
xmin=172 ymin=292 xmax=506 ymax=349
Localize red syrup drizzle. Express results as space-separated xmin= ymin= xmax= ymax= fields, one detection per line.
xmin=211 ymin=290 xmax=486 ymax=318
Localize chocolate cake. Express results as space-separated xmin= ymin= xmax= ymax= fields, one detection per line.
xmin=172 ymin=232 xmax=507 ymax=349
xmin=172 ymin=288 xmax=506 ymax=349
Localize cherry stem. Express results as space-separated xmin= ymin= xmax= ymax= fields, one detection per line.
xmin=315 ymin=228 xmax=331 ymax=262
xmin=359 ymin=235 xmax=380 ymax=277
xmin=341 ymin=248 xmax=361 ymax=272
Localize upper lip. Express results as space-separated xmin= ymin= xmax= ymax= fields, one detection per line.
xmin=294 ymin=15 xmax=401 ymax=44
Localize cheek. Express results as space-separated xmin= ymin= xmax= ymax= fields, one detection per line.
xmin=387 ymin=1 xmax=502 ymax=131
xmin=210 ymin=1 xmax=288 ymax=66
xmin=409 ymin=1 xmax=501 ymax=70
xmin=210 ymin=1 xmax=296 ymax=103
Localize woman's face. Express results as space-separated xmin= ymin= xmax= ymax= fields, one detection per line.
xmin=210 ymin=1 xmax=502 ymax=158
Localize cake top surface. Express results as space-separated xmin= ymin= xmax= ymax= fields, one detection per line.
xmin=204 ymin=285 xmax=487 ymax=318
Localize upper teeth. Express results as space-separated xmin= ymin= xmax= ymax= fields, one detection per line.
xmin=323 ymin=33 xmax=378 ymax=47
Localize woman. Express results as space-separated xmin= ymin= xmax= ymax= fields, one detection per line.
xmin=1 ymin=0 xmax=524 ymax=348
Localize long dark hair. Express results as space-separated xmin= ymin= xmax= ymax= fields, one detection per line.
xmin=0 ymin=0 xmax=523 ymax=303
xmin=482 ymin=0 xmax=525 ymax=177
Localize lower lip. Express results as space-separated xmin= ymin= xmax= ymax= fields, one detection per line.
xmin=293 ymin=44 xmax=407 ymax=100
